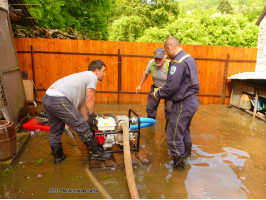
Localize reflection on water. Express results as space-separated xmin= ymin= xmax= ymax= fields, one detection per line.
xmin=0 ymin=104 xmax=265 ymax=198
xmin=185 ymin=145 xmax=250 ymax=199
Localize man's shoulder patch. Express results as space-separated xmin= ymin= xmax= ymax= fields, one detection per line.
xmin=171 ymin=60 xmax=180 ymax=64
xmin=170 ymin=66 xmax=176 ymax=75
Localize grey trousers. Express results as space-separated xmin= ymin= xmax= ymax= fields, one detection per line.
xmin=167 ymin=94 xmax=199 ymax=156
xmin=146 ymin=85 xmax=172 ymax=120
xmin=43 ymin=95 xmax=92 ymax=147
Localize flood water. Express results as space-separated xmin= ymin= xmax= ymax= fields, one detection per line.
xmin=0 ymin=104 xmax=265 ymax=199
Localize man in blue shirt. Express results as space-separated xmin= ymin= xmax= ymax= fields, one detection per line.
xmin=152 ymin=37 xmax=199 ymax=169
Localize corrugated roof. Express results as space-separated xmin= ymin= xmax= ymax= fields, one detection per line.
xmin=228 ymin=72 xmax=266 ymax=88
xmin=228 ymin=72 xmax=266 ymax=80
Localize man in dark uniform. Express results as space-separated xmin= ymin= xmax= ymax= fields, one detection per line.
xmin=152 ymin=36 xmax=199 ymax=169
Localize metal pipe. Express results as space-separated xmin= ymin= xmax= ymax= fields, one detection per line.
xmin=120 ymin=123 xmax=140 ymax=199
xmin=36 ymin=88 xmax=230 ymax=98
xmin=118 ymin=49 xmax=122 ymax=103
xmin=17 ymin=50 xmax=118 ymax=57
xmin=222 ymin=54 xmax=230 ymax=104
xmin=30 ymin=45 xmax=36 ymax=85
xmin=128 ymin=109 xmax=141 ymax=151
xmin=16 ymin=51 xmax=257 ymax=62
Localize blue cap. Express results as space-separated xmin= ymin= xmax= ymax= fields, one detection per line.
xmin=154 ymin=48 xmax=165 ymax=58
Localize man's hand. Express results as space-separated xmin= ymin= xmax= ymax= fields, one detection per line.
xmin=136 ymin=85 xmax=141 ymax=94
xmin=87 ymin=112 xmax=101 ymax=131
xmin=150 ymin=87 xmax=161 ymax=101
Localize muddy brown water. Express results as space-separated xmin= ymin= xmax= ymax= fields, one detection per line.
xmin=0 ymin=104 xmax=265 ymax=199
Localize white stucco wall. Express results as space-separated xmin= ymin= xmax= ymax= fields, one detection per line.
xmin=0 ymin=0 xmax=8 ymax=10
xmin=256 ymin=16 xmax=266 ymax=73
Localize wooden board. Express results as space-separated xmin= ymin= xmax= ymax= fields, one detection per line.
xmin=23 ymin=80 xmax=34 ymax=102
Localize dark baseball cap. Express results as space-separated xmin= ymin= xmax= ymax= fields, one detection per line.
xmin=154 ymin=48 xmax=165 ymax=58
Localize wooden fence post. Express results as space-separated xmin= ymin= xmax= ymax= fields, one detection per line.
xmin=30 ymin=45 xmax=35 ymax=84
xmin=222 ymin=53 xmax=230 ymax=104
xmin=118 ymin=49 xmax=122 ymax=104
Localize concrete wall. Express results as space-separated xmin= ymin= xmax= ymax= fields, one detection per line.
xmin=256 ymin=16 xmax=266 ymax=73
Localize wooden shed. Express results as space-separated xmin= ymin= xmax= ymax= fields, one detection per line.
xmin=0 ymin=0 xmax=28 ymax=126
xmin=228 ymin=6 xmax=266 ymax=121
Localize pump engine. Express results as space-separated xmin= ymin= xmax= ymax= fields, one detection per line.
xmin=92 ymin=109 xmax=156 ymax=153
xmin=94 ymin=112 xmax=138 ymax=151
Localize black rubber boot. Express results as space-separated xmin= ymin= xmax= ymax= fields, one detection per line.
xmin=165 ymin=119 xmax=169 ymax=131
xmin=85 ymin=135 xmax=113 ymax=161
xmin=51 ymin=144 xmax=66 ymax=164
xmin=184 ymin=143 xmax=192 ymax=158
xmin=173 ymin=155 xmax=185 ymax=169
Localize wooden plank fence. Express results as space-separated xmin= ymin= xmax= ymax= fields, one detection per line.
xmin=14 ymin=38 xmax=257 ymax=104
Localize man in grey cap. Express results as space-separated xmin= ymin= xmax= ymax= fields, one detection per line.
xmin=136 ymin=48 xmax=172 ymax=130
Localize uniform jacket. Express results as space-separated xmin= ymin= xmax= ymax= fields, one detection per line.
xmin=157 ymin=50 xmax=199 ymax=102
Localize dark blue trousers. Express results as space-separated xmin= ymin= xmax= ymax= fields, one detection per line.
xmin=146 ymin=85 xmax=172 ymax=120
xmin=167 ymin=94 xmax=199 ymax=156
xmin=43 ymin=95 xmax=92 ymax=147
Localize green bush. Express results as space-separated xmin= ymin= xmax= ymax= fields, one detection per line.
xmin=138 ymin=12 xmax=259 ymax=47
xmin=109 ymin=16 xmax=148 ymax=41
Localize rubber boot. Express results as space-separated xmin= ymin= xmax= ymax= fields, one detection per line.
xmin=165 ymin=119 xmax=169 ymax=131
xmin=173 ymin=155 xmax=185 ymax=169
xmin=51 ymin=144 xmax=66 ymax=164
xmin=85 ymin=135 xmax=113 ymax=161
xmin=184 ymin=143 xmax=192 ymax=158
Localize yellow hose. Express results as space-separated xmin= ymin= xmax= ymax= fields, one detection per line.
xmin=120 ymin=123 xmax=140 ymax=199
xmin=68 ymin=133 xmax=112 ymax=199
xmin=70 ymin=123 xmax=139 ymax=199
xmin=85 ymin=168 xmax=112 ymax=199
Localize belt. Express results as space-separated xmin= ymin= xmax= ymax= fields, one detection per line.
xmin=173 ymin=93 xmax=196 ymax=104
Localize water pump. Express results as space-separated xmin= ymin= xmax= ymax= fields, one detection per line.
xmin=93 ymin=109 xmax=156 ymax=153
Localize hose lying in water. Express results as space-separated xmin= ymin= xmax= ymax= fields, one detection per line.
xmin=84 ymin=168 xmax=112 ymax=199
xmin=120 ymin=122 xmax=140 ymax=199
xmin=67 ymin=130 xmax=112 ymax=199
xmin=130 ymin=117 xmax=156 ymax=129
xmin=71 ymin=120 xmax=140 ymax=198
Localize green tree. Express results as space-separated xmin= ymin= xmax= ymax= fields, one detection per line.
xmin=108 ymin=0 xmax=179 ymax=41
xmin=21 ymin=0 xmax=262 ymax=47
xmin=233 ymin=0 xmax=266 ymax=22
xmin=23 ymin=0 xmax=114 ymax=40
xmin=24 ymin=0 xmax=72 ymax=28
xmin=138 ymin=10 xmax=259 ymax=47
xmin=178 ymin=0 xmax=220 ymax=11
xmin=179 ymin=0 xmax=266 ymax=22
xmin=109 ymin=16 xmax=148 ymax=41
xmin=217 ymin=0 xmax=234 ymax=14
